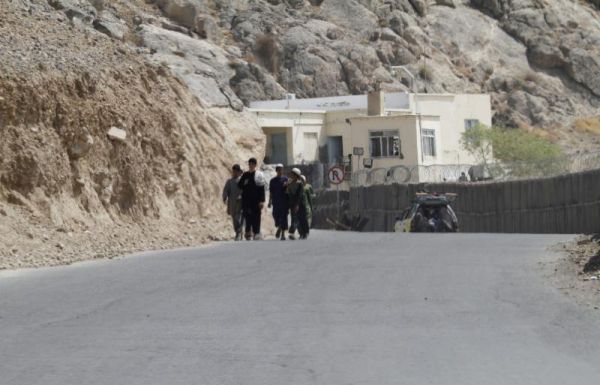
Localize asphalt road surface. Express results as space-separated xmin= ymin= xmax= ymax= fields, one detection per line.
xmin=1 ymin=232 xmax=599 ymax=385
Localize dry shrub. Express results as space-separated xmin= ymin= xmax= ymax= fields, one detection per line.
xmin=243 ymin=53 xmax=256 ymax=64
xmin=454 ymin=63 xmax=472 ymax=78
xmin=254 ymin=34 xmax=279 ymax=73
xmin=573 ymin=116 xmax=600 ymax=136
xmin=531 ymin=127 xmax=560 ymax=142
xmin=378 ymin=18 xmax=390 ymax=28
xmin=418 ymin=64 xmax=433 ymax=81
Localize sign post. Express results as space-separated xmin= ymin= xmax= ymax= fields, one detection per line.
xmin=353 ymin=147 xmax=364 ymax=173
xmin=328 ymin=166 xmax=345 ymax=226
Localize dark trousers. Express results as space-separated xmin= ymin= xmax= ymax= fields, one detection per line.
xmin=244 ymin=206 xmax=262 ymax=235
xmin=231 ymin=211 xmax=243 ymax=235
xmin=272 ymin=205 xmax=288 ymax=230
xmin=289 ymin=211 xmax=298 ymax=234
xmin=298 ymin=205 xmax=310 ymax=238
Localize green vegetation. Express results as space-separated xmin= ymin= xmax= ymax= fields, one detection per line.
xmin=461 ymin=124 xmax=567 ymax=178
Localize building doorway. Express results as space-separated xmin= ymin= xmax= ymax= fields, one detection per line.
xmin=327 ymin=136 xmax=343 ymax=164
xmin=269 ymin=132 xmax=288 ymax=165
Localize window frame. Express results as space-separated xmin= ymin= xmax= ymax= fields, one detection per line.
xmin=464 ymin=119 xmax=480 ymax=131
xmin=421 ymin=128 xmax=437 ymax=157
xmin=369 ymin=130 xmax=401 ymax=158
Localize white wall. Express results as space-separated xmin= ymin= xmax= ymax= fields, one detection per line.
xmin=414 ymin=116 xmax=442 ymax=165
xmin=250 ymin=92 xmax=410 ymax=111
xmin=251 ymin=93 xmax=492 ymax=167
xmin=346 ymin=115 xmax=421 ymax=170
xmin=411 ymin=94 xmax=492 ymax=165
xmin=251 ymin=110 xmax=326 ymax=165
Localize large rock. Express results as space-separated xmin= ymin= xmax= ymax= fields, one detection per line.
xmin=230 ymin=62 xmax=287 ymax=104
xmin=435 ymin=0 xmax=455 ymax=7
xmin=152 ymin=0 xmax=206 ymax=29
xmin=388 ymin=10 xmax=418 ymax=37
xmin=527 ymin=38 xmax=566 ymax=69
xmin=469 ymin=0 xmax=507 ymax=17
xmin=139 ymin=24 xmax=244 ymax=109
xmin=408 ymin=0 xmax=427 ymax=16
xmin=193 ymin=14 xmax=221 ymax=42
xmin=93 ymin=10 xmax=128 ymax=40
xmin=319 ymin=0 xmax=378 ymax=36
xmin=566 ymin=48 xmax=600 ymax=97
xmin=507 ymin=90 xmax=550 ymax=126
xmin=47 ymin=0 xmax=97 ymax=23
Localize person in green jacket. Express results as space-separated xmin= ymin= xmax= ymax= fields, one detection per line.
xmin=301 ymin=175 xmax=314 ymax=232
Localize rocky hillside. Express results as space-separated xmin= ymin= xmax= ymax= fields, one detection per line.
xmin=0 ymin=0 xmax=599 ymax=268
xmin=146 ymin=0 xmax=600 ymax=151
xmin=0 ymin=0 xmax=264 ymax=269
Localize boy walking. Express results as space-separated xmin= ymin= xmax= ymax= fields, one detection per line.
xmin=222 ymin=164 xmax=244 ymax=241
xmin=238 ymin=158 xmax=266 ymax=240
xmin=269 ymin=164 xmax=289 ymax=241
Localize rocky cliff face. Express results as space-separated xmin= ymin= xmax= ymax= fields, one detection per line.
xmin=143 ymin=0 xmax=600 ymax=151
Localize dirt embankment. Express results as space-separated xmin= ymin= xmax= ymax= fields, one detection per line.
xmin=553 ymin=235 xmax=600 ymax=309
xmin=0 ymin=1 xmax=265 ymax=269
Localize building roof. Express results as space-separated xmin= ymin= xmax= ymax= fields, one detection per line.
xmin=250 ymin=92 xmax=410 ymax=111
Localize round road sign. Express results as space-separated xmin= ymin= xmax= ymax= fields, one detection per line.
xmin=328 ymin=166 xmax=345 ymax=185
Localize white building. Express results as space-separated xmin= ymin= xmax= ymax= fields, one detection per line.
xmin=249 ymin=91 xmax=492 ymax=182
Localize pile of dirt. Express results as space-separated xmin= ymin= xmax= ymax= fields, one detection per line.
xmin=0 ymin=0 xmax=265 ymax=270
xmin=566 ymin=235 xmax=600 ymax=276
xmin=553 ymin=235 xmax=600 ymax=309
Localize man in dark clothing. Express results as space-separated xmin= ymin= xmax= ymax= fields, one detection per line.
xmin=286 ymin=168 xmax=305 ymax=240
xmin=222 ymin=164 xmax=244 ymax=241
xmin=268 ymin=164 xmax=289 ymax=241
xmin=238 ymin=158 xmax=266 ymax=240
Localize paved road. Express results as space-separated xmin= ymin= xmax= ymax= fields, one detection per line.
xmin=1 ymin=232 xmax=599 ymax=385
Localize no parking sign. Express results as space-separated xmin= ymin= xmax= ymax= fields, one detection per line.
xmin=328 ymin=166 xmax=345 ymax=185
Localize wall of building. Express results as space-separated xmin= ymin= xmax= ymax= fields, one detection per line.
xmin=413 ymin=115 xmax=441 ymax=166
xmin=411 ymin=94 xmax=492 ymax=165
xmin=263 ymin=127 xmax=294 ymax=164
xmin=347 ymin=114 xmax=420 ymax=169
xmin=313 ymin=168 xmax=600 ymax=234
xmin=252 ymin=93 xmax=492 ymax=167
xmin=250 ymin=92 xmax=410 ymax=111
xmin=251 ymin=110 xmax=326 ymax=164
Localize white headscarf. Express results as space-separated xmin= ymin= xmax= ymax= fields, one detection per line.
xmin=254 ymin=170 xmax=266 ymax=187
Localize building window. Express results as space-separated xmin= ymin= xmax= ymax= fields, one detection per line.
xmin=465 ymin=119 xmax=479 ymax=130
xmin=370 ymin=131 xmax=400 ymax=158
xmin=421 ymin=128 xmax=436 ymax=157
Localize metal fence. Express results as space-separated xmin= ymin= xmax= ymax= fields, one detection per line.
xmin=351 ymin=152 xmax=600 ymax=186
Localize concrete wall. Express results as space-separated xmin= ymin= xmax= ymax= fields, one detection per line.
xmin=411 ymin=94 xmax=492 ymax=165
xmin=313 ymin=168 xmax=600 ymax=234
xmin=250 ymin=92 xmax=410 ymax=111
xmin=252 ymin=110 xmax=326 ymax=165
xmin=347 ymin=114 xmax=420 ymax=169
xmin=312 ymin=189 xmax=351 ymax=229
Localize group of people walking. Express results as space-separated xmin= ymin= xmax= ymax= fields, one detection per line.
xmin=222 ymin=158 xmax=314 ymax=241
